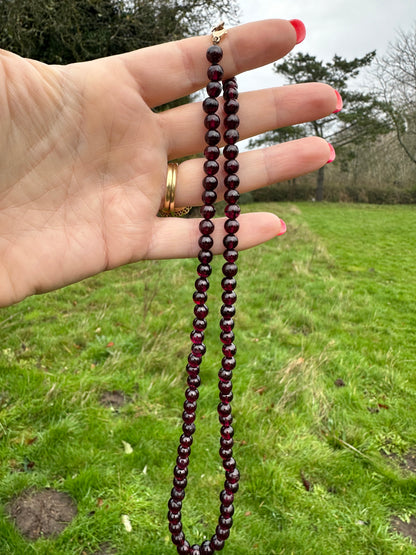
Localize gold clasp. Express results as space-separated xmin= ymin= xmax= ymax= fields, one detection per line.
xmin=212 ymin=22 xmax=227 ymax=44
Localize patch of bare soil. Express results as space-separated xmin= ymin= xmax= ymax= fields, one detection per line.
xmin=99 ymin=390 xmax=129 ymax=408
xmin=7 ymin=488 xmax=77 ymax=540
xmin=391 ymin=515 xmax=416 ymax=544
xmin=381 ymin=448 xmax=416 ymax=473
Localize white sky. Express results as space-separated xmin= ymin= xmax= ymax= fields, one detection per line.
xmin=236 ymin=0 xmax=416 ymax=92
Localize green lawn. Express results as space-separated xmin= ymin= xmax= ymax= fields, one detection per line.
xmin=0 ymin=202 xmax=416 ymax=554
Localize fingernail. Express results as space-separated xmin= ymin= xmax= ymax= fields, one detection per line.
xmin=289 ymin=19 xmax=306 ymax=44
xmin=327 ymin=143 xmax=336 ymax=164
xmin=333 ymin=90 xmax=343 ymax=113
xmin=277 ymin=219 xmax=287 ymax=236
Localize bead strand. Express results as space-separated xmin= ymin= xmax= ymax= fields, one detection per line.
xmin=168 ymin=38 xmax=240 ymax=555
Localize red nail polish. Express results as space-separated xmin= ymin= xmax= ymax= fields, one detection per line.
xmin=277 ymin=219 xmax=287 ymax=236
xmin=327 ymin=143 xmax=336 ymax=164
xmin=333 ymin=90 xmax=343 ymax=113
xmin=289 ymin=19 xmax=306 ymax=45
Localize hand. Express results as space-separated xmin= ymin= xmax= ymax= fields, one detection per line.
xmin=0 ymin=19 xmax=338 ymax=307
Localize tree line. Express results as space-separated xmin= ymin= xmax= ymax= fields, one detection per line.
xmin=0 ymin=0 xmax=414 ymax=203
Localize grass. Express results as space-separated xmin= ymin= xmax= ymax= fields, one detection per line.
xmin=0 ymin=202 xmax=416 ymax=554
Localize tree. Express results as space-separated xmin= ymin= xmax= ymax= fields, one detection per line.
xmin=250 ymin=52 xmax=391 ymax=201
xmin=0 ymin=0 xmax=239 ymax=63
xmin=375 ymin=24 xmax=416 ymax=166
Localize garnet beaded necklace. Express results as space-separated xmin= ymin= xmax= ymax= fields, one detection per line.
xmin=167 ymin=24 xmax=241 ymax=554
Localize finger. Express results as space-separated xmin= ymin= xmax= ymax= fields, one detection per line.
xmin=117 ymin=19 xmax=299 ymax=107
xmin=146 ymin=212 xmax=283 ymax=260
xmin=160 ymin=83 xmax=338 ymax=159
xmin=170 ymin=137 xmax=331 ymax=208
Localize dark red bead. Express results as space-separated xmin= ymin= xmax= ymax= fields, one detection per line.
xmin=204 ymin=146 xmax=220 ymax=161
xmin=223 ymin=457 xmax=236 ymax=471
xmin=222 ymin=356 xmax=236 ymax=369
xmin=190 ymin=331 xmax=204 ymax=347
xmin=193 ymin=317 xmax=207 ymax=331
xmin=203 ymin=97 xmax=219 ymax=114
xmin=218 ymin=402 xmax=232 ymax=416
xmin=193 ymin=291 xmax=207 ymax=305
xmin=177 ymin=540 xmax=191 ymax=554
xmin=220 ymin=319 xmax=234 ymax=333
xmin=223 ymin=234 xmax=238 ymax=249
xmin=221 ymin=425 xmax=234 ymax=439
xmin=202 ymin=190 xmax=217 ymax=205
xmin=224 ymin=114 xmax=240 ymax=130
xmin=180 ymin=434 xmax=193 ymax=448
xmin=224 ymin=190 xmax=239 ymax=204
xmin=190 ymin=545 xmax=200 ymax=555
xmin=222 ymin=291 xmax=237 ymax=305
xmin=203 ymin=160 xmax=219 ymax=176
xmin=222 ymin=263 xmax=238 ymax=277
xmin=220 ymin=437 xmax=233 ymax=449
xmin=221 ymin=305 xmax=235 ymax=319
xmin=216 ymin=525 xmax=230 ymax=541
xmin=205 ymin=130 xmax=221 ymax=146
xmin=198 ymin=235 xmax=213 ymax=250
xmin=207 ymin=64 xmax=224 ymax=81
xmin=219 ymin=391 xmax=233 ymax=403
xmin=182 ymin=411 xmax=195 ymax=424
xmin=199 ymin=220 xmax=215 ymax=235
xmin=224 ymin=129 xmax=239 ymax=144
xmin=224 ymin=174 xmax=240 ymax=189
xmin=195 ymin=278 xmax=209 ymax=292
xmin=200 ymin=206 xmax=215 ymax=221
xmin=184 ymin=400 xmax=197 ymax=413
xmin=204 ymin=114 xmax=220 ymax=130
xmin=226 ymin=468 xmax=240 ymax=484
xmin=194 ymin=303 xmax=209 ymax=318
xmin=222 ymin=343 xmax=237 ymax=358
xmin=210 ymin=535 xmax=225 ymax=551
xmin=223 ymin=249 xmax=238 ymax=263
xmin=202 ymin=176 xmax=218 ymax=190
xmin=170 ymin=521 xmax=183 ymax=534
xmin=168 ymin=510 xmax=182 ymax=524
xmin=197 ymin=264 xmax=211 ymax=278
xmin=220 ymin=503 xmax=234 ymax=516
xmin=224 ymin=99 xmax=239 ymax=115
xmin=171 ymin=486 xmax=186 ymax=501
xmin=219 ymin=515 xmax=233 ymax=529
xmin=187 ymin=375 xmax=201 ymax=388
xmin=220 ymin=491 xmax=234 ymax=506
xmin=224 ymin=87 xmax=238 ymax=100
xmin=223 ymin=77 xmax=237 ymax=88
xmin=200 ymin=540 xmax=213 ymax=554
xmin=218 ymin=381 xmax=232 ymax=395
xmin=224 ymin=160 xmax=239 ymax=174
xmin=221 ymin=277 xmax=236 ymax=291
xmin=225 ymin=205 xmax=240 ymax=219
xmin=178 ymin=444 xmax=191 ymax=458
xmin=206 ymin=81 xmax=222 ymax=98
xmin=219 ymin=413 xmax=233 ymax=426
xmin=223 ymin=145 xmax=239 ymax=159
xmin=174 ymin=466 xmax=188 ymax=479
xmin=191 ymin=343 xmax=205 ymax=357
xmin=168 ymin=498 xmax=182 ymax=513
xmin=207 ymin=45 xmax=223 ymax=63
xmin=176 ymin=455 xmax=190 ymax=469
xmin=182 ymin=420 xmax=196 ymax=434
xmin=198 ymin=250 xmax=213 ymax=265
xmin=187 ymin=355 xmax=200 ymax=368
xmin=220 ymin=331 xmax=234 ymax=345
xmin=224 ymin=480 xmax=239 ymax=494
xmin=185 ymin=388 xmax=199 ymax=402
xmin=218 ymin=368 xmax=232 ymax=381
xmin=219 ymin=447 xmax=233 ymax=459
xmin=224 ymin=220 xmax=239 ymax=234
xmin=173 ymin=477 xmax=187 ymax=490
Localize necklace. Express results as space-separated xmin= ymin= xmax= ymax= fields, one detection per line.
xmin=167 ymin=23 xmax=240 ymax=554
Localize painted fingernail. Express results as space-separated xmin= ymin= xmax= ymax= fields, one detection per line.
xmin=289 ymin=19 xmax=306 ymax=45
xmin=333 ymin=90 xmax=343 ymax=113
xmin=327 ymin=143 xmax=336 ymax=164
xmin=277 ymin=219 xmax=287 ymax=236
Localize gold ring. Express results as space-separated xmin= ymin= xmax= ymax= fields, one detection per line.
xmin=158 ymin=163 xmax=191 ymax=217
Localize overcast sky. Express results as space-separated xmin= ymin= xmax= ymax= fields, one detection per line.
xmin=236 ymin=0 xmax=416 ymax=91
